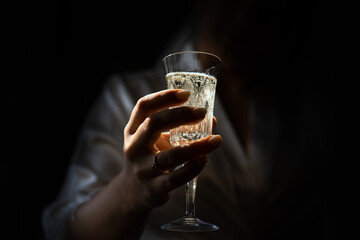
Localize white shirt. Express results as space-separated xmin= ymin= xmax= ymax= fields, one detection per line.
xmin=42 ymin=45 xmax=325 ymax=240
xmin=42 ymin=67 xmax=261 ymax=239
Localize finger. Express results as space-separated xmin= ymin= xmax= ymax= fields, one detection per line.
xmin=126 ymin=89 xmax=190 ymax=134
xmin=158 ymin=156 xmax=209 ymax=192
xmin=155 ymin=135 xmax=222 ymax=171
xmin=212 ymin=116 xmax=217 ymax=130
xmin=132 ymin=107 xmax=207 ymax=148
xmin=135 ymin=135 xmax=221 ymax=179
xmin=161 ymin=132 xmax=170 ymax=139
xmin=154 ymin=132 xmax=172 ymax=151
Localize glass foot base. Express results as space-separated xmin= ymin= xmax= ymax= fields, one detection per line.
xmin=161 ymin=216 xmax=219 ymax=232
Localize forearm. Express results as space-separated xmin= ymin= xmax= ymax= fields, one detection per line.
xmin=67 ymin=172 xmax=151 ymax=240
xmin=65 ymin=89 xmax=222 ymax=239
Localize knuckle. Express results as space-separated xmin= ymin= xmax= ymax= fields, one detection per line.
xmin=146 ymin=184 xmax=158 ymax=197
xmin=123 ymin=143 xmax=131 ymax=156
xmin=144 ymin=116 xmax=160 ymax=132
xmin=143 ymin=116 xmax=152 ymax=127
xmin=144 ymin=186 xmax=160 ymax=203
xmin=142 ymin=117 xmax=153 ymax=131
xmin=124 ymin=124 xmax=132 ymax=137
xmin=123 ymin=142 xmax=137 ymax=161
xmin=134 ymin=166 xmax=144 ymax=180
xmin=136 ymin=97 xmax=148 ymax=111
xmin=124 ymin=125 xmax=129 ymax=135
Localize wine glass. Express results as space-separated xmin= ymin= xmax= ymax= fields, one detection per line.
xmin=161 ymin=51 xmax=221 ymax=232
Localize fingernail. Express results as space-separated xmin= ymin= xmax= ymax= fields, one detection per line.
xmin=175 ymin=90 xmax=190 ymax=100
xmin=208 ymin=135 xmax=222 ymax=146
xmin=193 ymin=108 xmax=207 ymax=118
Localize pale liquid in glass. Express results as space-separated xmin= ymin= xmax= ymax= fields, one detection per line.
xmin=166 ymin=72 xmax=217 ymax=146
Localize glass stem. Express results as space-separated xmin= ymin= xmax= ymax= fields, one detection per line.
xmin=185 ymin=176 xmax=198 ymax=217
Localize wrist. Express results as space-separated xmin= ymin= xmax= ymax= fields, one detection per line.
xmin=113 ymin=171 xmax=153 ymax=216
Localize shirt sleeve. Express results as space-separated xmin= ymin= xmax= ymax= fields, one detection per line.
xmin=41 ymin=76 xmax=135 ymax=240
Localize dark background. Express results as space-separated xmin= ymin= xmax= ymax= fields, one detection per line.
xmin=9 ymin=0 xmax=355 ymax=239
xmin=20 ymin=0 xmax=191 ymax=239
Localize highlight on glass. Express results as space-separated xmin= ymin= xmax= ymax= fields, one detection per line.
xmin=161 ymin=51 xmax=221 ymax=232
